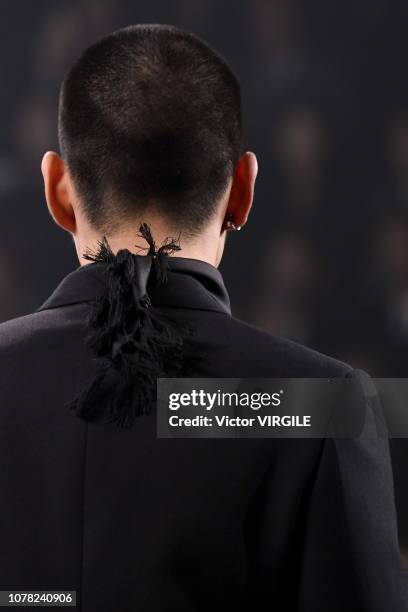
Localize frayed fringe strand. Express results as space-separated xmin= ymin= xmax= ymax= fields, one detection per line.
xmin=69 ymin=223 xmax=187 ymax=428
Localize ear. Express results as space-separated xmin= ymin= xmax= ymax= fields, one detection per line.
xmin=41 ymin=151 xmax=77 ymax=234
xmin=222 ymin=151 xmax=258 ymax=231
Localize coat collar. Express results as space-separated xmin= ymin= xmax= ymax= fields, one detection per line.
xmin=37 ymin=257 xmax=231 ymax=316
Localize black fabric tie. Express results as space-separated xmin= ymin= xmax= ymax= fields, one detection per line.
xmin=69 ymin=223 xmax=187 ymax=428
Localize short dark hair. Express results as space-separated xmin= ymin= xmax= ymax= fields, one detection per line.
xmin=58 ymin=24 xmax=242 ymax=234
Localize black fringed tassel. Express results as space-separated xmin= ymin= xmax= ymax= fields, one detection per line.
xmin=68 ymin=224 xmax=185 ymax=428
xmin=136 ymin=222 xmax=181 ymax=284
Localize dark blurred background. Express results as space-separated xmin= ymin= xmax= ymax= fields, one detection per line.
xmin=1 ymin=0 xmax=408 ymax=559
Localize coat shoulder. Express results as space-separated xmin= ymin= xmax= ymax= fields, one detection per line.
xmin=0 ymin=311 xmax=49 ymax=348
xmin=207 ymin=314 xmax=353 ymax=378
xmin=0 ymin=305 xmax=85 ymax=353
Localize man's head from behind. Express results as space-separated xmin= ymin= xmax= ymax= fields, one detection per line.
xmin=41 ymin=24 xmax=257 ymax=265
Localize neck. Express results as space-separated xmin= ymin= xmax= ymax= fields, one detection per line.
xmin=74 ymin=216 xmax=225 ymax=268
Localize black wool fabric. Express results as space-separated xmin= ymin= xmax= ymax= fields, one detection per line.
xmin=0 ymin=254 xmax=406 ymax=611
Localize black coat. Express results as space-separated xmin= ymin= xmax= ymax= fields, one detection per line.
xmin=0 ymin=258 xmax=405 ymax=611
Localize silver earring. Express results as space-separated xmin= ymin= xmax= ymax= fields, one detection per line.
xmin=225 ymin=220 xmax=242 ymax=231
